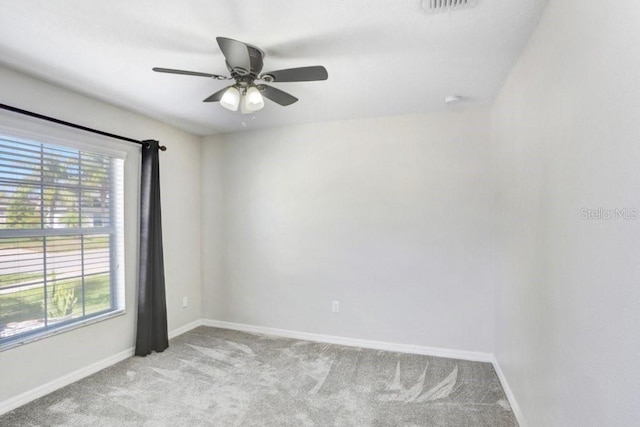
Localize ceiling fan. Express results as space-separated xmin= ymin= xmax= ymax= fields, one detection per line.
xmin=153 ymin=37 xmax=328 ymax=114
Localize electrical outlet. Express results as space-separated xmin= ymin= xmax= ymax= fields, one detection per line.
xmin=332 ymin=300 xmax=340 ymax=313
xmin=182 ymin=296 xmax=188 ymax=308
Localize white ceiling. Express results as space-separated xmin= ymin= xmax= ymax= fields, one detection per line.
xmin=0 ymin=0 xmax=548 ymax=136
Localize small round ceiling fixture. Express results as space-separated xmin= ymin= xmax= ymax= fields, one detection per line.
xmin=444 ymin=95 xmax=462 ymax=105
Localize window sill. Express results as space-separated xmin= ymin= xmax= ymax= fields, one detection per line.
xmin=0 ymin=310 xmax=126 ymax=353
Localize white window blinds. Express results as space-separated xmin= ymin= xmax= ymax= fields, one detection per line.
xmin=0 ymin=134 xmax=125 ymax=347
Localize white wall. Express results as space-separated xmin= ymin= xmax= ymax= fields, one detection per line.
xmin=202 ymin=110 xmax=495 ymax=353
xmin=0 ymin=65 xmax=202 ymax=404
xmin=491 ymin=0 xmax=640 ymax=425
xmin=200 ymin=138 xmax=225 ymax=319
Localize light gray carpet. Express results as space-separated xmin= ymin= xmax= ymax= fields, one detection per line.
xmin=0 ymin=327 xmax=517 ymax=426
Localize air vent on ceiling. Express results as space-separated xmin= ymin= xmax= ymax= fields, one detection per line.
xmin=421 ymin=0 xmax=478 ymax=14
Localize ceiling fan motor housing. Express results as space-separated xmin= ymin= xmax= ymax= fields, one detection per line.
xmin=227 ymin=44 xmax=265 ymax=79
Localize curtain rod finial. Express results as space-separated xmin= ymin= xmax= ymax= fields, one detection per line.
xmin=142 ymin=140 xmax=167 ymax=151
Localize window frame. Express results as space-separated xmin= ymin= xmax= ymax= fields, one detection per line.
xmin=0 ymin=113 xmax=130 ymax=352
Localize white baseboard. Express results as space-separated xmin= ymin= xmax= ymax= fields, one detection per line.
xmin=0 ymin=346 xmax=134 ymax=416
xmin=491 ymin=356 xmax=527 ymax=427
xmin=201 ymin=319 xmax=493 ymax=363
xmin=168 ymin=319 xmax=203 ymax=339
xmin=0 ymin=319 xmax=203 ymax=416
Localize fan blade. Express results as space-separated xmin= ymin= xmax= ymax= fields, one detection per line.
xmin=153 ymin=67 xmax=227 ymax=79
xmin=216 ymin=37 xmax=252 ymax=75
xmin=257 ymin=85 xmax=298 ymax=106
xmin=261 ymin=66 xmax=328 ymax=82
xmin=203 ymin=86 xmax=231 ymax=102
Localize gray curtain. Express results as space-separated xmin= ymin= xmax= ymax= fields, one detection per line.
xmin=135 ymin=140 xmax=168 ymax=356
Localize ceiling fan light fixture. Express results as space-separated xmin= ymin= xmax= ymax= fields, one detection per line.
xmin=243 ymin=86 xmax=265 ymax=112
xmin=220 ymin=86 xmax=241 ymax=111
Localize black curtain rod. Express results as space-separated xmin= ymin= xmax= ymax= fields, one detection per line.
xmin=0 ymin=103 xmax=166 ymax=151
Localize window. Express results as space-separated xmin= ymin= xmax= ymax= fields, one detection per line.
xmin=0 ymin=133 xmax=125 ymax=348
